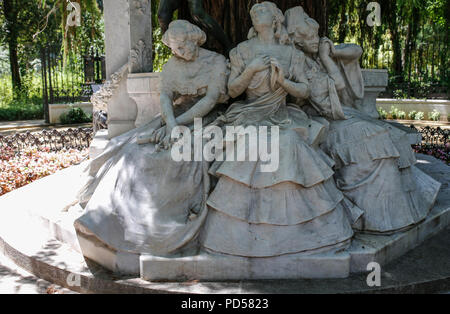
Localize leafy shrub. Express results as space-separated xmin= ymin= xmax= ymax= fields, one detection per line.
xmin=0 ymin=74 xmax=44 ymax=121
xmin=60 ymin=107 xmax=92 ymax=124
xmin=428 ymin=109 xmax=441 ymax=121
xmin=415 ymin=111 xmax=425 ymax=120
xmin=389 ymin=106 xmax=401 ymax=119
xmin=393 ymin=89 xmax=407 ymax=99
xmin=377 ymin=107 xmax=387 ymax=119
xmin=408 ymin=110 xmax=418 ymax=120
xmin=0 ymin=104 xmax=44 ymax=121
xmin=397 ymin=110 xmax=406 ymax=119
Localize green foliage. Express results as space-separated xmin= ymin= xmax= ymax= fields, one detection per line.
xmin=393 ymin=89 xmax=408 ymax=99
xmin=328 ymin=0 xmax=448 ymax=91
xmin=397 ymin=110 xmax=406 ymax=119
xmin=389 ymin=106 xmax=399 ymax=119
xmin=377 ymin=107 xmax=388 ymax=119
xmin=428 ymin=109 xmax=441 ymax=121
xmin=408 ymin=110 xmax=418 ymax=120
xmin=0 ymin=73 xmax=44 ymax=121
xmin=60 ymin=107 xmax=92 ymax=124
xmin=388 ymin=106 xmax=407 ymax=120
xmin=415 ymin=111 xmax=425 ymax=120
xmin=152 ymin=27 xmax=172 ymax=72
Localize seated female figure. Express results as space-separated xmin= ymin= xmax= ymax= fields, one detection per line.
xmin=75 ymin=20 xmax=229 ymax=261
xmin=200 ymin=2 xmax=353 ymax=258
xmin=285 ymin=6 xmax=441 ymax=234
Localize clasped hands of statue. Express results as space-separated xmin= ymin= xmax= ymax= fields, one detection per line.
xmin=139 ymin=54 xmax=289 ymax=151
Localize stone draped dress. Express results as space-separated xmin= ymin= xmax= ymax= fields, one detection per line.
xmin=75 ymin=48 xmax=229 ymax=256
xmin=301 ymin=45 xmax=441 ymax=234
xmin=199 ymin=39 xmax=354 ymax=258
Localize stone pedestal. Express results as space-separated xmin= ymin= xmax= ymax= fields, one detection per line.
xmin=358 ymin=69 xmax=389 ymax=118
xmin=103 ymin=0 xmax=153 ymax=139
xmin=127 ymin=73 xmax=161 ymax=127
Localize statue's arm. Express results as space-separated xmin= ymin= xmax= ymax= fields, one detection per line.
xmin=318 ymin=38 xmax=348 ymax=91
xmin=228 ymin=66 xmax=256 ymax=98
xmin=228 ymin=55 xmax=271 ymax=98
xmin=175 ymin=88 xmax=221 ymax=125
xmin=278 ymin=78 xmax=310 ymax=99
xmin=332 ymin=43 xmax=363 ymax=61
xmin=160 ymin=90 xmax=177 ymax=129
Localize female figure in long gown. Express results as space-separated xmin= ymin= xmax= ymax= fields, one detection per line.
xmin=75 ymin=20 xmax=229 ymax=258
xmin=199 ymin=2 xmax=354 ymax=258
xmin=285 ymin=6 xmax=441 ymax=234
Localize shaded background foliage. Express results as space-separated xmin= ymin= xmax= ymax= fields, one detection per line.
xmin=0 ymin=0 xmax=448 ymax=113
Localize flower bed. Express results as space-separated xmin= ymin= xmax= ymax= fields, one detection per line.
xmin=413 ymin=144 xmax=450 ymax=165
xmin=0 ymin=146 xmax=88 ymax=196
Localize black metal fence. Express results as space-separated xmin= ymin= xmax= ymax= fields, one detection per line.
xmin=411 ymin=125 xmax=449 ymax=164
xmin=41 ymin=46 xmax=106 ymax=122
xmin=0 ymin=128 xmax=94 ymax=152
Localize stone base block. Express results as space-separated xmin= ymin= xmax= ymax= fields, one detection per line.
xmin=140 ymin=250 xmax=351 ymax=281
xmin=89 ymin=129 xmax=110 ymax=159
xmin=107 ymin=120 xmax=136 ymax=139
xmin=76 ymin=232 xmax=140 ymax=275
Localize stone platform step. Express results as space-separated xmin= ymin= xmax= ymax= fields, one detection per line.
xmin=0 ymin=154 xmax=448 ymax=292
xmin=1 ymin=211 xmax=449 ymax=293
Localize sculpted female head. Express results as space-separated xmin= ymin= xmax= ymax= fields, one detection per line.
xmin=285 ymin=6 xmax=320 ymax=54
xmin=162 ymin=20 xmax=207 ymax=61
xmin=248 ymin=1 xmax=288 ymax=44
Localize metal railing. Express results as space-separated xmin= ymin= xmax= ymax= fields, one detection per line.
xmin=0 ymin=128 xmax=94 ymax=152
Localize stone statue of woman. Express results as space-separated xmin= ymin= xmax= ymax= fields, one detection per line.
xmin=285 ymin=6 xmax=441 ymax=234
xmin=199 ymin=1 xmax=353 ymax=258
xmin=75 ymin=20 xmax=229 ymax=263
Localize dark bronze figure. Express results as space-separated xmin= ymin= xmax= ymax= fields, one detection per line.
xmin=157 ymin=0 xmax=232 ymax=53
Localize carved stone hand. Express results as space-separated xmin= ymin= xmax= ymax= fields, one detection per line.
xmin=247 ymin=55 xmax=271 ymax=74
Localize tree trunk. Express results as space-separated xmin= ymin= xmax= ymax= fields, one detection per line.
xmin=384 ymin=0 xmax=403 ymax=83
xmin=179 ymin=0 xmax=328 ymax=54
xmin=3 ymin=0 xmax=22 ymax=91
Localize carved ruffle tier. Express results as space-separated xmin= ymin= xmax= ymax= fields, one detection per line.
xmin=209 ymin=128 xmax=335 ymax=189
xmin=348 ymin=162 xmax=441 ymax=234
xmin=202 ymin=129 xmax=354 ymax=257
xmin=324 ymin=118 xmax=401 ymax=170
xmin=201 ymin=197 xmax=353 ymax=257
xmin=323 ymin=112 xmax=441 ymax=233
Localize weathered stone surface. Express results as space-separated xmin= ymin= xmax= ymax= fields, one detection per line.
xmin=127 ymin=73 xmax=161 ymax=128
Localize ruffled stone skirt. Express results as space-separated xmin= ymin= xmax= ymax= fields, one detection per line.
xmin=322 ymin=108 xmax=441 ymax=234
xmin=201 ymin=127 xmax=354 ymax=257
xmin=75 ymin=125 xmax=210 ymax=256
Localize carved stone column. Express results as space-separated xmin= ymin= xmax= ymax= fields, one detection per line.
xmin=359 ymin=69 xmax=389 ymax=119
xmin=127 ymin=0 xmax=160 ymax=128
xmin=129 ymin=0 xmax=153 ymax=73
xmin=102 ymin=0 xmax=153 ymax=138
xmin=103 ymin=0 xmax=137 ymax=139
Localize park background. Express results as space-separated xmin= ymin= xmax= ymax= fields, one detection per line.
xmin=0 ymin=0 xmax=448 ymax=197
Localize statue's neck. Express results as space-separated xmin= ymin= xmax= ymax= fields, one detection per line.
xmin=257 ymin=27 xmax=276 ymax=44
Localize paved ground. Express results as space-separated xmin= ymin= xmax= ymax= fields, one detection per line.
xmin=391 ymin=119 xmax=450 ymax=129
xmin=0 ymin=120 xmax=92 ymax=136
xmin=0 ymin=251 xmax=75 ymax=294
